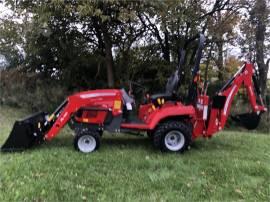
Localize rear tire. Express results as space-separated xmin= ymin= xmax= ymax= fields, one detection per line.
xmin=74 ymin=131 xmax=100 ymax=153
xmin=153 ymin=121 xmax=191 ymax=152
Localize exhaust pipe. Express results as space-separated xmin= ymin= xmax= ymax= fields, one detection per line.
xmin=1 ymin=112 xmax=49 ymax=152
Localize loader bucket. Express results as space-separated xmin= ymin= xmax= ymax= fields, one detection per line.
xmin=1 ymin=112 xmax=48 ymax=152
xmin=231 ymin=112 xmax=261 ymax=130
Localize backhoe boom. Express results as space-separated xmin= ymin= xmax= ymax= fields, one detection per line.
xmin=205 ymin=63 xmax=267 ymax=136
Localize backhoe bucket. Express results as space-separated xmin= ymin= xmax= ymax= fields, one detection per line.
xmin=1 ymin=112 xmax=48 ymax=152
xmin=231 ymin=112 xmax=261 ymax=130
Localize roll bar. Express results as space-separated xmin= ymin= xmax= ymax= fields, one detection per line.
xmin=191 ymin=34 xmax=206 ymax=77
xmin=185 ymin=34 xmax=206 ymax=104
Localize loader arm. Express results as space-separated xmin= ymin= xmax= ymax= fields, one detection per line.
xmin=44 ymin=95 xmax=93 ymax=140
xmin=44 ymin=98 xmax=74 ymax=140
xmin=44 ymin=90 xmax=123 ymax=140
xmin=206 ymin=62 xmax=267 ymax=136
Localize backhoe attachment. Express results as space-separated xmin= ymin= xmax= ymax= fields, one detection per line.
xmin=231 ymin=112 xmax=261 ymax=130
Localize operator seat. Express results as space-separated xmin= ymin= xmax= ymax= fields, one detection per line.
xmin=150 ymin=70 xmax=179 ymax=102
xmin=121 ymin=88 xmax=135 ymax=110
xmin=121 ymin=88 xmax=136 ymax=122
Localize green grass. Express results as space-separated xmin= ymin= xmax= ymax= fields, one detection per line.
xmin=0 ymin=106 xmax=270 ymax=201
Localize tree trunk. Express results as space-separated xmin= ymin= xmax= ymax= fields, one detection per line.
xmin=92 ymin=17 xmax=115 ymax=88
xmin=254 ymin=0 xmax=268 ymax=96
xmin=102 ymin=28 xmax=114 ymax=88
xmin=104 ymin=36 xmax=114 ymax=88
xmin=163 ymin=30 xmax=170 ymax=63
xmin=216 ymin=41 xmax=224 ymax=80
xmin=215 ymin=10 xmax=224 ymax=81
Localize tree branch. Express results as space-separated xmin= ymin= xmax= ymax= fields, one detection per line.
xmin=142 ymin=13 xmax=164 ymax=49
xmin=199 ymin=0 xmax=230 ymax=19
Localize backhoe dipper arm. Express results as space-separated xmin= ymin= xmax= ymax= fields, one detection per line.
xmin=206 ymin=63 xmax=267 ymax=135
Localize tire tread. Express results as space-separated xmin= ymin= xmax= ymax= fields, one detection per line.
xmin=74 ymin=130 xmax=101 ymax=152
xmin=153 ymin=121 xmax=191 ymax=152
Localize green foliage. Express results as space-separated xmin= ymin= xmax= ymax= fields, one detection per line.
xmin=0 ymin=19 xmax=24 ymax=67
xmin=0 ymin=69 xmax=68 ymax=111
xmin=115 ymin=45 xmax=174 ymax=91
xmin=1 ymin=0 xmax=252 ymax=90
xmin=0 ymin=1 xmax=269 ymax=125
xmin=0 ymin=106 xmax=270 ymax=201
xmin=239 ymin=0 xmax=269 ymax=95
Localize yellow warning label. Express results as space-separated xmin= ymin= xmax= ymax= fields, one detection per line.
xmin=82 ymin=118 xmax=89 ymax=123
xmin=161 ymin=98 xmax=165 ymax=104
xmin=114 ymin=100 xmax=122 ymax=110
xmin=157 ymin=98 xmax=161 ymax=105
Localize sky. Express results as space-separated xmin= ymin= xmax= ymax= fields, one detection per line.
xmin=0 ymin=2 xmax=269 ymax=78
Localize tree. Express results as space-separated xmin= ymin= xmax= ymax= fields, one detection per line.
xmin=206 ymin=1 xmax=241 ymax=81
xmin=239 ymin=0 xmax=269 ymax=96
xmin=3 ymin=0 xmax=265 ymax=93
xmin=77 ymin=1 xmax=143 ymax=87
xmin=3 ymin=0 xmax=145 ymax=88
xmin=0 ymin=11 xmax=25 ymax=67
xmin=251 ymin=0 xmax=269 ymax=96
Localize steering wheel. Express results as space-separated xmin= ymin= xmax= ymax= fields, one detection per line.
xmin=128 ymin=80 xmax=150 ymax=104
xmin=128 ymin=81 xmax=146 ymax=95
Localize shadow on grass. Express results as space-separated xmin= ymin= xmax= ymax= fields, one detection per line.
xmin=102 ymin=136 xmax=150 ymax=146
xmin=0 ymin=133 xmax=238 ymax=154
xmin=41 ymin=134 xmax=155 ymax=151
xmin=39 ymin=133 xmax=238 ymax=154
xmin=0 ymin=135 xmax=153 ymax=154
xmin=190 ymin=138 xmax=238 ymax=152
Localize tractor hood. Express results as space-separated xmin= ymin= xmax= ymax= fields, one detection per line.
xmin=72 ymin=89 xmax=122 ymax=100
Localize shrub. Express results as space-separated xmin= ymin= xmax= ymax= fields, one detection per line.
xmin=0 ymin=69 xmax=68 ymax=112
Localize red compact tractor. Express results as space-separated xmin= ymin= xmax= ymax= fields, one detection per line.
xmin=1 ymin=34 xmax=267 ymax=153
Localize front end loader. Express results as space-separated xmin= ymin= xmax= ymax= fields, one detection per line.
xmin=1 ymin=34 xmax=267 ymax=153
xmin=1 ymin=112 xmax=47 ymax=151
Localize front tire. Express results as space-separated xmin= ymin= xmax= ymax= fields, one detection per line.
xmin=153 ymin=121 xmax=191 ymax=152
xmin=74 ymin=131 xmax=100 ymax=153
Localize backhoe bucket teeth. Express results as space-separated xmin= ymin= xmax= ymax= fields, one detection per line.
xmin=231 ymin=112 xmax=261 ymax=130
xmin=1 ymin=112 xmax=48 ymax=152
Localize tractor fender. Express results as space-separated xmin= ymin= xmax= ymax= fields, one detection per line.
xmin=147 ymin=104 xmax=195 ymax=130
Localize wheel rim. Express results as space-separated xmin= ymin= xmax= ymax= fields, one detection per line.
xmin=78 ymin=135 xmax=96 ymax=153
xmin=164 ymin=130 xmax=185 ymax=151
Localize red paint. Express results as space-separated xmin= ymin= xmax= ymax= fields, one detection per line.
xmin=205 ymin=63 xmax=266 ymax=136
xmin=45 ymin=89 xmax=122 ymax=140
xmin=44 ymin=63 xmax=267 ymax=142
xmin=121 ymin=102 xmax=195 ymax=130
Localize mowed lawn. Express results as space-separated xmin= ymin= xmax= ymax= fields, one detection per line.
xmin=0 ymin=106 xmax=269 ymax=201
